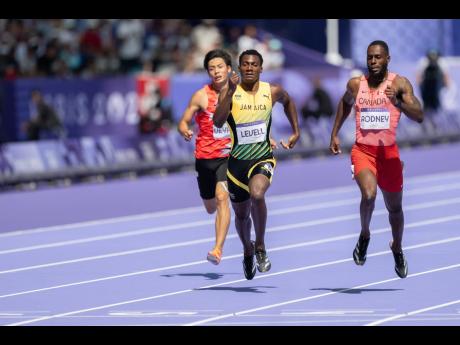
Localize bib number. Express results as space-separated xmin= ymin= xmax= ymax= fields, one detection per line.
xmin=213 ymin=123 xmax=230 ymax=139
xmin=360 ymin=108 xmax=390 ymax=130
xmin=236 ymin=121 xmax=267 ymax=144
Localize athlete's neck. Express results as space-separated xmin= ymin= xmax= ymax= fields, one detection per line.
xmin=211 ymin=80 xmax=227 ymax=92
xmin=240 ymin=80 xmax=259 ymax=92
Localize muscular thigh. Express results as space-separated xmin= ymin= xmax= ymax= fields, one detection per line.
xmin=227 ymin=156 xmax=276 ymax=203
xmin=377 ymin=158 xmax=403 ymax=193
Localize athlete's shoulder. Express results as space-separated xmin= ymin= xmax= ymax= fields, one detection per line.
xmin=393 ymin=74 xmax=410 ymax=84
xmin=393 ymin=74 xmax=413 ymax=90
xmin=192 ymin=85 xmax=211 ymax=107
xmin=192 ymin=85 xmax=207 ymax=98
xmin=269 ymin=82 xmax=284 ymax=94
xmin=347 ymin=76 xmax=362 ymax=89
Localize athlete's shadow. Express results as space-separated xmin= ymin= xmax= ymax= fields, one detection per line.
xmin=310 ymin=287 xmax=403 ymax=294
xmin=196 ymin=286 xmax=276 ymax=294
xmin=161 ymin=273 xmax=224 ymax=280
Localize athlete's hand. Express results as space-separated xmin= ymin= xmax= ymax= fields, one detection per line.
xmin=227 ymin=71 xmax=239 ymax=96
xmin=280 ymin=133 xmax=299 ymax=150
xmin=180 ymin=129 xmax=194 ymax=141
xmin=270 ymin=137 xmax=278 ymax=150
xmin=329 ymin=135 xmax=341 ymax=155
xmin=385 ymin=84 xmax=398 ymax=105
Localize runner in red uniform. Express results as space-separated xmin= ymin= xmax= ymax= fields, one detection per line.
xmin=329 ymin=40 xmax=423 ymax=278
xmin=178 ymin=49 xmax=233 ymax=265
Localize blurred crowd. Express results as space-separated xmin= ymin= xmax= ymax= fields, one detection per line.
xmin=0 ymin=19 xmax=285 ymax=79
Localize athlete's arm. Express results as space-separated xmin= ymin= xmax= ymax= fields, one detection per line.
xmin=329 ymin=77 xmax=359 ymax=155
xmin=178 ymin=90 xmax=204 ymax=141
xmin=271 ymin=84 xmax=300 ymax=149
xmin=388 ymin=76 xmax=423 ymax=123
xmin=214 ymin=71 xmax=239 ymax=128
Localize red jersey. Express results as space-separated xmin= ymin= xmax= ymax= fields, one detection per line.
xmin=355 ymin=72 xmax=402 ymax=146
xmin=194 ymin=84 xmax=231 ymax=159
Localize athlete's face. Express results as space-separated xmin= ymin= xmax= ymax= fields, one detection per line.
xmin=207 ymin=57 xmax=231 ymax=84
xmin=367 ymin=45 xmax=390 ymax=77
xmin=239 ymin=54 xmax=263 ymax=83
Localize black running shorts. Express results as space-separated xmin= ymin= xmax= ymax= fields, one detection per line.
xmin=195 ymin=157 xmax=228 ymax=200
xmin=227 ymin=155 xmax=276 ymax=203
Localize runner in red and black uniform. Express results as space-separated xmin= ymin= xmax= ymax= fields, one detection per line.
xmin=178 ymin=49 xmax=233 ymax=265
xmin=330 ymin=40 xmax=423 ymax=278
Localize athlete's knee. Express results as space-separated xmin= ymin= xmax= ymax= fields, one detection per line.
xmin=215 ymin=189 xmax=229 ymax=204
xmin=387 ymin=204 xmax=403 ymax=215
xmin=249 ymin=182 xmax=267 ymax=201
xmin=205 ymin=205 xmax=216 ymax=214
xmin=361 ymin=189 xmax=377 ymax=203
xmin=250 ymin=189 xmax=266 ymax=202
xmin=203 ymin=199 xmax=217 ymax=214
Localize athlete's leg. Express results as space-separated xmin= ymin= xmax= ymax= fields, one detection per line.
xmin=232 ymin=200 xmax=253 ymax=256
xmin=381 ymin=189 xmax=404 ymax=252
xmin=382 ymin=188 xmax=407 ymax=278
xmin=213 ymin=181 xmax=230 ymax=251
xmin=248 ymin=174 xmax=271 ymax=251
xmin=354 ymin=169 xmax=378 ymax=239
xmin=202 ymin=198 xmax=216 ymax=214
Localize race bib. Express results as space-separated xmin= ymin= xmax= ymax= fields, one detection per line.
xmin=236 ymin=121 xmax=267 ymax=145
xmin=360 ymin=108 xmax=390 ymax=130
xmin=213 ymin=123 xmax=230 ymax=139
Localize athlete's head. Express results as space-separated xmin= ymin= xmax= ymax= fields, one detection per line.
xmin=204 ymin=49 xmax=232 ymax=84
xmin=367 ymin=40 xmax=390 ymax=78
xmin=238 ymin=49 xmax=263 ymax=84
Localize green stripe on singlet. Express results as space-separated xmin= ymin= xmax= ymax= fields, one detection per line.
xmin=234 ymin=142 xmax=270 ymax=160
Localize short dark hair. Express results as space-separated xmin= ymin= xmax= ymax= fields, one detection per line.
xmin=368 ymin=40 xmax=389 ymax=55
xmin=239 ymin=49 xmax=263 ymax=66
xmin=203 ymin=49 xmax=232 ymax=70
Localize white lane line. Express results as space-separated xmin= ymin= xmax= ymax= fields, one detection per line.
xmin=5 ymin=235 xmax=460 ymax=326
xmin=185 ymin=262 xmax=460 ymax=326
xmin=0 ymin=205 xmax=203 ymax=238
xmin=2 ymin=199 xmax=460 ymax=276
xmin=2 ymin=215 xmax=458 ymax=298
xmin=366 ymin=299 xmax=460 ymax=326
xmin=2 ymin=169 xmax=460 ymax=238
xmin=2 ymin=188 xmax=460 ymax=255
xmin=0 ymin=219 xmax=213 ymax=255
xmin=2 ymin=193 xmax=460 ymax=273
xmin=0 ymin=186 xmax=357 ymax=238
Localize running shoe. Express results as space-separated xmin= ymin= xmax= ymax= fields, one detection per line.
xmin=353 ymin=235 xmax=370 ymax=265
xmin=391 ymin=247 xmax=408 ymax=278
xmin=255 ymin=248 xmax=271 ymax=272
xmin=243 ymin=241 xmax=256 ymax=280
xmin=207 ymin=247 xmax=222 ymax=265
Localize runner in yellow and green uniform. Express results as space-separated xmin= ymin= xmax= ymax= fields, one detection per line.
xmin=214 ymin=49 xmax=300 ymax=280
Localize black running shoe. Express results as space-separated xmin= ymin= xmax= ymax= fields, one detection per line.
xmin=353 ymin=235 xmax=370 ymax=265
xmin=243 ymin=241 xmax=256 ymax=280
xmin=255 ymin=248 xmax=271 ymax=273
xmin=392 ymin=249 xmax=408 ymax=278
